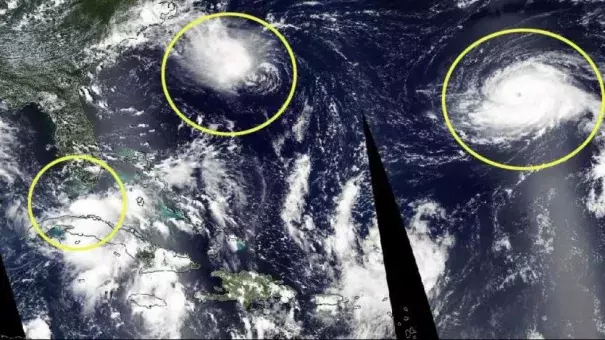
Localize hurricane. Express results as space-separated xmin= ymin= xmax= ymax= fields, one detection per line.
xmin=181 ymin=21 xmax=254 ymax=91
xmin=175 ymin=17 xmax=286 ymax=96
xmin=446 ymin=35 xmax=601 ymax=156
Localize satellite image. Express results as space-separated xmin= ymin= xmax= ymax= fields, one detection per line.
xmin=1 ymin=0 xmax=605 ymax=338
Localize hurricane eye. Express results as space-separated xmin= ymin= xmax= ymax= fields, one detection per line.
xmin=448 ymin=50 xmax=600 ymax=147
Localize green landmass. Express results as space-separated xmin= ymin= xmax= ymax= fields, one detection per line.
xmin=135 ymin=248 xmax=201 ymax=273
xmin=135 ymin=248 xmax=155 ymax=267
xmin=188 ymin=262 xmax=201 ymax=270
xmin=66 ymin=0 xmax=136 ymax=27
xmin=0 ymin=0 xmax=137 ymax=153
xmin=59 ymin=164 xmax=103 ymax=199
xmin=195 ymin=270 xmax=297 ymax=309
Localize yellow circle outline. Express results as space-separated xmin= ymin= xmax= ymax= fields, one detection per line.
xmin=27 ymin=155 xmax=128 ymax=252
xmin=161 ymin=12 xmax=298 ymax=137
xmin=442 ymin=28 xmax=605 ymax=171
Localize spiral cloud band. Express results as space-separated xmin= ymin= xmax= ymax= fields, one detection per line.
xmin=448 ymin=41 xmax=601 ymax=147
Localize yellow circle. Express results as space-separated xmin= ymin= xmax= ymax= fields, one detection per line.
xmin=27 ymin=155 xmax=128 ymax=252
xmin=442 ymin=28 xmax=605 ymax=171
xmin=161 ymin=12 xmax=298 ymax=137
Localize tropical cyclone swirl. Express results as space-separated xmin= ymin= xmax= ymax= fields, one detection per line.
xmin=451 ymin=51 xmax=599 ymax=144
xmin=163 ymin=13 xmax=295 ymax=133
xmin=2 ymin=0 xmax=605 ymax=339
xmin=175 ymin=18 xmax=286 ymax=96
xmin=443 ymin=32 xmax=601 ymax=166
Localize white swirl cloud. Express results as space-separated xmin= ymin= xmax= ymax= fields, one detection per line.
xmin=180 ymin=20 xmax=253 ymax=90
xmin=175 ymin=18 xmax=282 ymax=94
xmin=449 ymin=52 xmax=600 ymax=145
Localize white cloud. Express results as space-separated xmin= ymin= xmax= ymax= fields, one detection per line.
xmin=324 ymin=176 xmax=394 ymax=338
xmin=0 ymin=119 xmax=22 ymax=184
xmin=281 ymin=154 xmax=311 ymax=248
xmin=407 ymin=200 xmax=454 ymax=297
xmin=328 ymin=177 xmax=360 ymax=259
xmin=31 ymin=174 xmax=197 ymax=337
xmin=127 ymin=271 xmax=193 ymax=338
xmin=23 ymin=316 xmax=52 ymax=339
